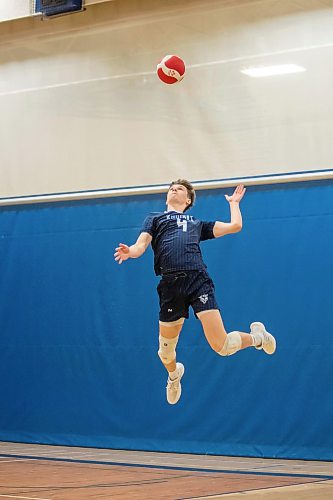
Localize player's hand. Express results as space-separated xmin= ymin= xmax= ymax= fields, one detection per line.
xmin=114 ymin=243 xmax=130 ymax=264
xmin=225 ymin=184 xmax=246 ymax=203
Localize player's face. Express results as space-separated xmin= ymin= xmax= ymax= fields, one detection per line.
xmin=167 ymin=184 xmax=191 ymax=208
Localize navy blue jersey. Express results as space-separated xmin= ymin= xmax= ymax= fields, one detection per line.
xmin=141 ymin=211 xmax=215 ymax=275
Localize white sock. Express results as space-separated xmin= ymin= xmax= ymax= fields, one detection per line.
xmin=169 ymin=367 xmax=179 ymax=380
xmin=251 ymin=334 xmax=262 ymax=347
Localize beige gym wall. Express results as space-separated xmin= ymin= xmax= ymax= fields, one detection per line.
xmin=0 ymin=0 xmax=31 ymax=22
xmin=0 ymin=0 xmax=332 ymax=199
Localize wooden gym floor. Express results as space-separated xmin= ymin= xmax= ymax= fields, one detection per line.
xmin=0 ymin=442 xmax=333 ymax=499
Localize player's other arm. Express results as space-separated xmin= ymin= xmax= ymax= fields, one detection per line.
xmin=213 ymin=184 xmax=246 ymax=238
xmin=114 ymin=232 xmax=152 ymax=264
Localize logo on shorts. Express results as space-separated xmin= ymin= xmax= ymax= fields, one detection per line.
xmin=168 ymin=308 xmax=173 ymax=312
xmin=199 ymin=294 xmax=208 ymax=304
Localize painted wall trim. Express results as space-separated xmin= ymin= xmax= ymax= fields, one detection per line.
xmin=0 ymin=169 xmax=332 ymax=207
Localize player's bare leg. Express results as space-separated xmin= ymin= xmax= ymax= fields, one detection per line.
xmin=159 ymin=320 xmax=185 ymax=404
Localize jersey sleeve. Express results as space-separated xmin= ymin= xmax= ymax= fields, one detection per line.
xmin=200 ymin=221 xmax=216 ymax=241
xmin=141 ymin=214 xmax=155 ymax=236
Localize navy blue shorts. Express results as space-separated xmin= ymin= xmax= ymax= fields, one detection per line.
xmin=157 ymin=269 xmax=219 ymax=323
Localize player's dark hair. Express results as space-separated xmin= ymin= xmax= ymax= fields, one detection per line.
xmin=169 ymin=179 xmax=196 ymax=212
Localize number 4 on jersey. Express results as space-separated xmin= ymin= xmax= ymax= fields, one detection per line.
xmin=177 ymin=219 xmax=188 ymax=232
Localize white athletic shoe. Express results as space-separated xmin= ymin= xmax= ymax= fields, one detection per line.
xmin=250 ymin=322 xmax=276 ymax=355
xmin=166 ymin=363 xmax=185 ymax=405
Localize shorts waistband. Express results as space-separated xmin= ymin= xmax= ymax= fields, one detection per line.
xmin=161 ymin=269 xmax=206 ymax=278
xmin=161 ymin=271 xmax=188 ymax=278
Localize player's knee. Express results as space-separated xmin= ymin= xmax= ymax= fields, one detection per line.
xmin=218 ymin=331 xmax=242 ymax=356
xmin=158 ymin=334 xmax=179 ymax=365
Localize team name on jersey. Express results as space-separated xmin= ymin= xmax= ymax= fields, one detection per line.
xmin=165 ymin=214 xmax=194 ymax=222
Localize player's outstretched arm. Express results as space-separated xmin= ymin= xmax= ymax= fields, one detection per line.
xmin=213 ymin=184 xmax=246 ymax=238
xmin=114 ymin=232 xmax=152 ymax=264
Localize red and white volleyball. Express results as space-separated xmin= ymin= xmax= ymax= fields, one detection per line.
xmin=157 ymin=55 xmax=186 ymax=84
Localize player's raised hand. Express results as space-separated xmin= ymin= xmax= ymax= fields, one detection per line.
xmin=225 ymin=184 xmax=246 ymax=203
xmin=114 ymin=243 xmax=130 ymax=264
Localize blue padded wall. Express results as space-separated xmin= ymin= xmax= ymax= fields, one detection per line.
xmin=0 ymin=180 xmax=332 ymax=460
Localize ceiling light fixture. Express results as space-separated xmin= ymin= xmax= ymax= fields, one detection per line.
xmin=241 ymin=64 xmax=306 ymax=77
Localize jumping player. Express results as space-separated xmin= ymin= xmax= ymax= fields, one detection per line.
xmin=114 ymin=180 xmax=276 ymax=404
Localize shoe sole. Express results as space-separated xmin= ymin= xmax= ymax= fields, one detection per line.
xmin=250 ymin=322 xmax=276 ymax=355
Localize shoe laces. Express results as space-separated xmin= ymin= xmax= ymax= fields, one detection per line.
xmin=262 ymin=331 xmax=271 ymax=343
xmin=167 ymin=375 xmax=180 ymax=391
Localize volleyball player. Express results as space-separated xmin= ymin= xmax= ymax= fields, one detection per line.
xmin=114 ymin=181 xmax=276 ymax=404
